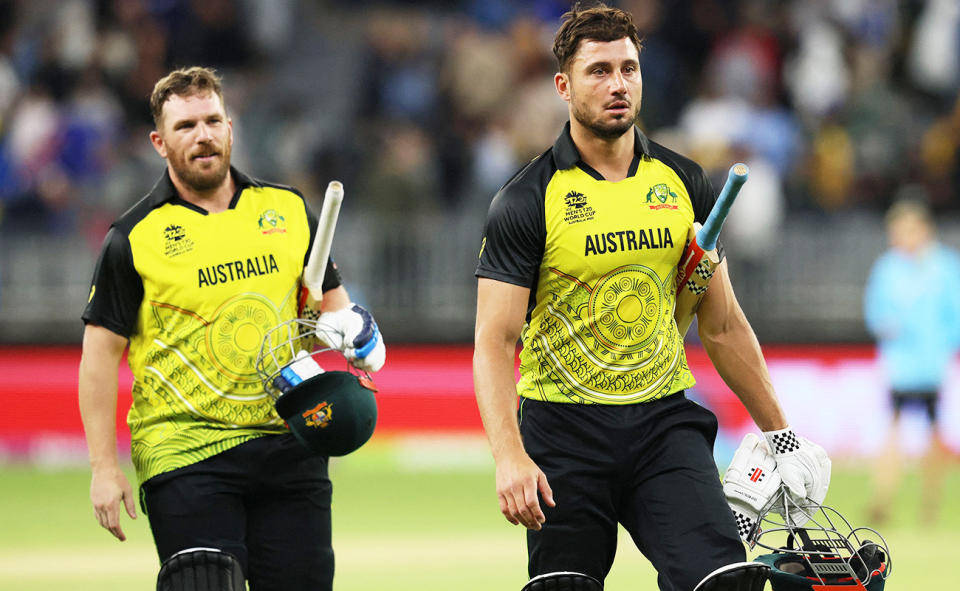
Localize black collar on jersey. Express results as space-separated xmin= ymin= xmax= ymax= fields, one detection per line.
xmin=144 ymin=165 xmax=261 ymax=214
xmin=551 ymin=121 xmax=651 ymax=181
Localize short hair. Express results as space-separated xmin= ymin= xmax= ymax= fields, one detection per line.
xmin=886 ymin=198 xmax=933 ymax=228
xmin=150 ymin=66 xmax=224 ymax=129
xmin=552 ymin=3 xmax=643 ymax=73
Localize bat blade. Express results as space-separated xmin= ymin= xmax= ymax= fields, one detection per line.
xmin=300 ymin=181 xmax=344 ymax=317
xmin=674 ymin=163 xmax=748 ymax=336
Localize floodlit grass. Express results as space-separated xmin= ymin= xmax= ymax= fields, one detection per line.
xmin=0 ymin=436 xmax=956 ymax=590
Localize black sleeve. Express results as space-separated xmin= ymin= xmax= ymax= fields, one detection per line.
xmin=302 ymin=197 xmax=343 ymax=292
xmin=475 ymin=181 xmax=545 ymax=289
xmin=689 ymin=164 xmax=717 ymax=225
xmin=81 ymin=226 xmax=143 ymax=338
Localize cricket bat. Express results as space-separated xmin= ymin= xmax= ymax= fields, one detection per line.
xmin=674 ymin=163 xmax=748 ymax=336
xmin=299 ymin=180 xmax=344 ymax=317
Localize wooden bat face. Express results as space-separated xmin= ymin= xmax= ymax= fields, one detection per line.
xmin=674 ymin=222 xmax=720 ymax=336
xmin=678 ymin=229 xmax=708 ymax=290
xmin=673 ymin=163 xmax=747 ymax=337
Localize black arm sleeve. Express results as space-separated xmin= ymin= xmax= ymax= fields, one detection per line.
xmin=81 ymin=227 xmax=143 ymax=338
xmin=689 ymin=165 xmax=717 ymax=225
xmin=474 ymin=181 xmax=545 ymax=289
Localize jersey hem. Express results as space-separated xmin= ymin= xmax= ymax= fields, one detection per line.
xmin=518 ymin=388 xmax=687 ymax=406
xmin=133 ymin=430 xmax=285 ymax=484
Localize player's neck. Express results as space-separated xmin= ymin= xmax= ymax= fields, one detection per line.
xmin=169 ymin=169 xmax=236 ymax=214
xmin=569 ymin=119 xmax=635 ymax=182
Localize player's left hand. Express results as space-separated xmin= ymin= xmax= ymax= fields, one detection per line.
xmin=316 ymin=304 xmax=386 ymax=373
xmin=90 ymin=465 xmax=137 ymax=541
xmin=763 ymin=427 xmax=831 ymax=523
xmin=495 ymin=448 xmax=555 ymax=531
xmin=723 ymin=432 xmax=782 ymax=542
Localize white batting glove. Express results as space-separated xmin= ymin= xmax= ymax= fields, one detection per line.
xmin=763 ymin=427 xmax=831 ymax=525
xmin=315 ymin=304 xmax=386 ymax=373
xmin=723 ymin=433 xmax=782 ymax=543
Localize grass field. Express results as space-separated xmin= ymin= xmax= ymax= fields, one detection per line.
xmin=0 ymin=435 xmax=956 ymax=590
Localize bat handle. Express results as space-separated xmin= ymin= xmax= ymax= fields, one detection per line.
xmin=698 ymin=163 xmax=748 ymax=251
xmin=303 ymin=181 xmax=344 ymax=295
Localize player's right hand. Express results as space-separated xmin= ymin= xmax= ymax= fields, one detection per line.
xmin=763 ymin=429 xmax=831 ymax=499
xmin=495 ymin=450 xmax=555 ymax=531
xmin=90 ymin=465 xmax=137 ymax=541
xmin=315 ymin=304 xmax=386 ymax=372
xmin=763 ymin=427 xmax=831 ymax=525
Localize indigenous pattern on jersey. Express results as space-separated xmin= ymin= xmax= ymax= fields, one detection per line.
xmin=83 ymin=167 xmax=341 ymax=482
xmin=476 ymin=123 xmax=717 ymax=405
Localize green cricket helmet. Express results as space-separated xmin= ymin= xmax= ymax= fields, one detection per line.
xmin=256 ymin=318 xmax=378 ymax=456
xmin=750 ymin=487 xmax=890 ymax=591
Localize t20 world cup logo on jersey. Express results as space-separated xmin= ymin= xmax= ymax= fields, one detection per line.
xmin=163 ymin=224 xmax=195 ymax=257
xmin=563 ymin=190 xmax=595 ymax=224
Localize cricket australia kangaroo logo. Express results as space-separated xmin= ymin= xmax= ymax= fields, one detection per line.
xmin=563 ymin=190 xmax=595 ymax=224
xmin=258 ymin=209 xmax=287 ymax=234
xmin=645 ymin=183 xmax=679 ymax=210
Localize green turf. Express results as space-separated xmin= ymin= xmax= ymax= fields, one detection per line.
xmin=0 ymin=438 xmax=955 ymax=590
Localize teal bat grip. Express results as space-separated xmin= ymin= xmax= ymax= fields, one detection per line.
xmin=697 ymin=163 xmax=749 ymax=251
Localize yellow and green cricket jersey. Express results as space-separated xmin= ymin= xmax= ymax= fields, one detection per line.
xmin=83 ymin=167 xmax=340 ymax=482
xmin=476 ymin=123 xmax=719 ymax=405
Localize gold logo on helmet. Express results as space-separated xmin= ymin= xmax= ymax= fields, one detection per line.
xmin=302 ymin=401 xmax=333 ymax=428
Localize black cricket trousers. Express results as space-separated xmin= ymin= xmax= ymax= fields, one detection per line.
xmin=520 ymin=393 xmax=745 ymax=591
xmin=141 ymin=434 xmax=333 ymax=591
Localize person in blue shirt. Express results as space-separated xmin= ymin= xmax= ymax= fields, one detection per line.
xmin=864 ymin=198 xmax=960 ymax=524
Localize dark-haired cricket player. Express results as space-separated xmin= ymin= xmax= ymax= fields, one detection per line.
xmin=473 ymin=5 xmax=829 ymax=590
xmin=78 ymin=66 xmax=383 ymax=590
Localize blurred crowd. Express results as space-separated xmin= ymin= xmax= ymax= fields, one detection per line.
xmin=0 ymin=0 xmax=958 ymax=250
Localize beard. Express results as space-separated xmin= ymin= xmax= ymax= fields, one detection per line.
xmin=571 ymin=95 xmax=638 ymax=140
xmin=169 ymin=141 xmax=232 ymax=193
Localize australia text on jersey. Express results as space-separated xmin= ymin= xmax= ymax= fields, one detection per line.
xmin=197 ymin=254 xmax=280 ymax=287
xmin=584 ymin=226 xmax=674 ymax=256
